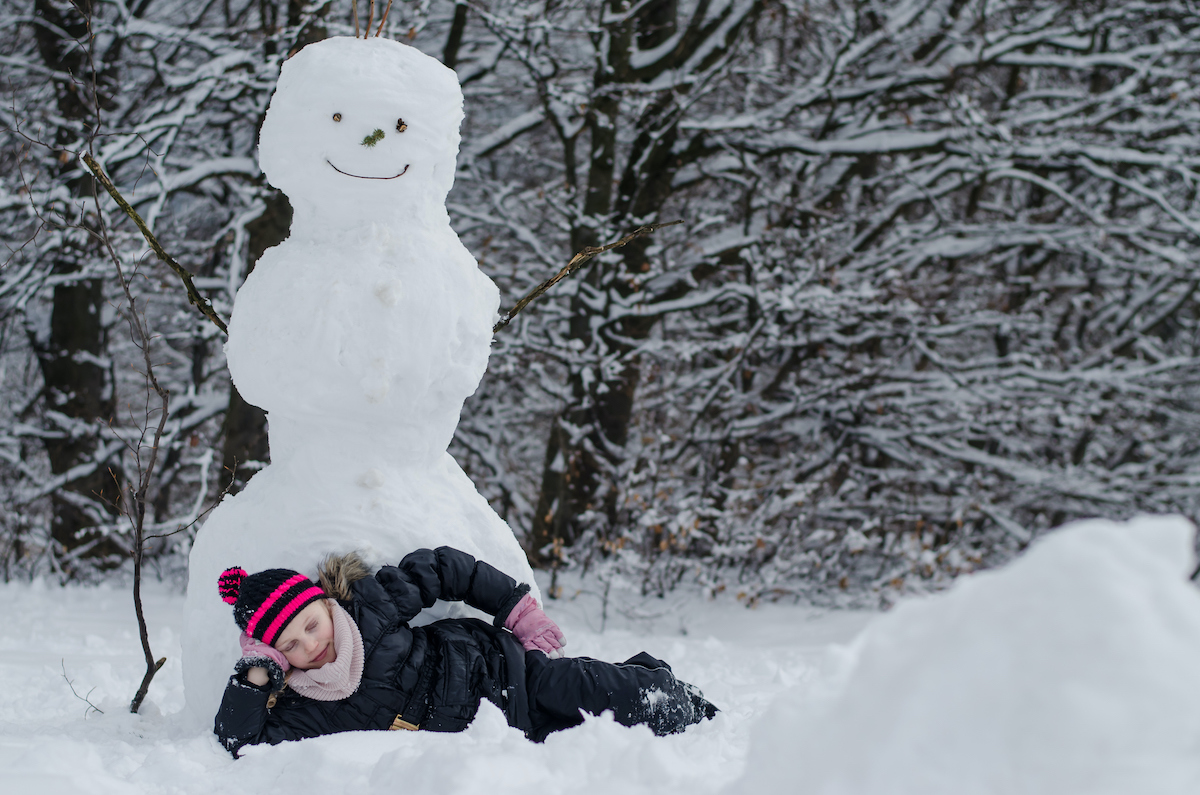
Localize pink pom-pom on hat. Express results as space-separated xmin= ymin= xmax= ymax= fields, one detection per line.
xmin=219 ymin=567 xmax=247 ymax=604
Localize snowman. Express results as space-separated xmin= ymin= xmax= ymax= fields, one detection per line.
xmin=182 ymin=36 xmax=538 ymax=723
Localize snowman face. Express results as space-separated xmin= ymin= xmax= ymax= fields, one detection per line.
xmin=259 ymin=37 xmax=464 ymax=226
xmin=325 ymin=108 xmax=411 ymax=181
xmin=314 ymin=95 xmax=432 ymax=184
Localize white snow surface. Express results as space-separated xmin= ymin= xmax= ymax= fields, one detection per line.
xmin=7 ymin=515 xmax=1200 ymax=794
xmin=186 ymin=36 xmax=535 ymax=723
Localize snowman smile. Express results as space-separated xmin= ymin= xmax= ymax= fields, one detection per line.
xmin=326 ymin=160 xmax=410 ymax=180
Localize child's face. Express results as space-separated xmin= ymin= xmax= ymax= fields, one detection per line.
xmin=274 ymin=600 xmax=336 ymax=670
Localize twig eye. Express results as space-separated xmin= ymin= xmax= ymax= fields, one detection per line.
xmin=396 ymin=118 xmax=407 ymax=133
xmin=333 ymin=113 xmax=343 ymax=122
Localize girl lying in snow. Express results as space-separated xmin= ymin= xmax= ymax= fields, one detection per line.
xmin=214 ymin=546 xmax=716 ymax=756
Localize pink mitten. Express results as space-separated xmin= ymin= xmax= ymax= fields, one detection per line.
xmin=239 ymin=632 xmax=291 ymax=672
xmin=505 ymin=594 xmax=566 ymax=658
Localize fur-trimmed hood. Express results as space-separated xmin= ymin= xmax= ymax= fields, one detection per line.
xmin=317 ymin=551 xmax=372 ymax=601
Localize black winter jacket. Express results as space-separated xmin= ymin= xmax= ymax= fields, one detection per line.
xmin=214 ymin=547 xmax=531 ymax=756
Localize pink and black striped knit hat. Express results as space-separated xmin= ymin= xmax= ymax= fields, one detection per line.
xmin=218 ymin=566 xmax=326 ymax=646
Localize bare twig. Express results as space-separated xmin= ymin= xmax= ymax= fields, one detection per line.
xmin=365 ymin=0 xmax=375 ymax=39
xmin=80 ymin=154 xmax=228 ymax=335
xmin=493 ymin=220 xmax=683 ymax=333
xmin=144 ymin=463 xmax=232 ymax=543
xmin=61 ymin=660 xmax=104 ymax=717
xmin=376 ymin=0 xmax=395 ymax=35
xmin=353 ymin=0 xmax=360 ymax=37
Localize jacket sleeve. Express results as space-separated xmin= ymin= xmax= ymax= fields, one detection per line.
xmin=212 ymin=664 xmax=320 ymax=758
xmin=214 ymin=673 xmax=272 ymax=756
xmin=375 ymin=546 xmax=529 ymax=625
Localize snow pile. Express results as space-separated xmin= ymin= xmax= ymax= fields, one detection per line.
xmin=734 ymin=515 xmax=1200 ymax=795
xmin=183 ymin=36 xmax=534 ymax=725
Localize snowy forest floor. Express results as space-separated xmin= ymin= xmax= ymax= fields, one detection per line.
xmin=0 ymin=570 xmax=871 ymax=795
xmin=5 ymin=515 xmax=1200 ymax=795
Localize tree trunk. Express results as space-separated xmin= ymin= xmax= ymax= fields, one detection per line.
xmin=32 ymin=0 xmax=124 ymax=567
xmin=529 ymin=0 xmax=760 ymax=562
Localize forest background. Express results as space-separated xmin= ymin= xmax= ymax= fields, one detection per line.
xmin=2 ymin=0 xmax=1198 ymax=606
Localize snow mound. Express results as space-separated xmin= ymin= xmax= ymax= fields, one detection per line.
xmin=733 ymin=515 xmax=1200 ymax=795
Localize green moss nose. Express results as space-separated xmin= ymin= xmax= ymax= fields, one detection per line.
xmin=361 ymin=129 xmax=385 ymax=147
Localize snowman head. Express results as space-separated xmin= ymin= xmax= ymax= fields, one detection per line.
xmin=259 ymin=37 xmax=464 ymax=231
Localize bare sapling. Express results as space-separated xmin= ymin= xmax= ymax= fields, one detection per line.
xmin=14 ymin=122 xmax=223 ymax=715
xmin=82 ymin=160 xmax=169 ymax=712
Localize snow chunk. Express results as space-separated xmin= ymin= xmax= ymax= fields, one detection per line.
xmin=733 ymin=515 xmax=1200 ymax=795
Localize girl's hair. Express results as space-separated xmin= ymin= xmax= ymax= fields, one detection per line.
xmin=316 ymin=551 xmax=372 ymax=601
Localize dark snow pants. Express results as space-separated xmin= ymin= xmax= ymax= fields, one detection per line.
xmin=523 ymin=650 xmax=715 ymax=742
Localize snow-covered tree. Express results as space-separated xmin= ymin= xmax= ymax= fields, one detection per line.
xmin=2 ymin=0 xmax=1197 ymax=601
xmin=0 ymin=0 xmax=309 ymax=575
xmin=452 ymin=0 xmax=1200 ymax=600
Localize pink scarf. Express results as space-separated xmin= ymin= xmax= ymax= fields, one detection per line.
xmin=287 ymin=602 xmax=364 ymax=701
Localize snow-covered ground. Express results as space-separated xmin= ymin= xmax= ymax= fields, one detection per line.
xmin=4 ymin=515 xmax=1200 ymax=794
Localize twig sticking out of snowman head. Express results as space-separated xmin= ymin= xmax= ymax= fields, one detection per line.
xmin=352 ymin=0 xmax=396 ymax=38
xmin=376 ymin=2 xmax=395 ymax=36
